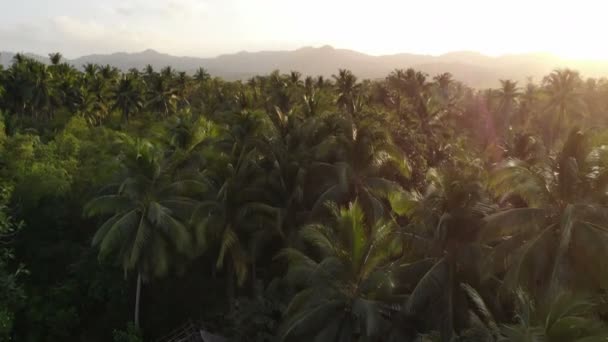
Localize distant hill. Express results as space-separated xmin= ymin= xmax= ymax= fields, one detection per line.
xmin=2 ymin=46 xmax=608 ymax=88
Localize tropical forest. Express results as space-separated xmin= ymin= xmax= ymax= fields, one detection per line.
xmin=2 ymin=52 xmax=608 ymax=342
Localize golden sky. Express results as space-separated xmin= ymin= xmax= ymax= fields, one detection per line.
xmin=2 ymin=0 xmax=607 ymax=59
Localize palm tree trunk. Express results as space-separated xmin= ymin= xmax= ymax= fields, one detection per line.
xmin=227 ymin=262 xmax=235 ymax=313
xmin=441 ymin=258 xmax=455 ymax=342
xmin=251 ymin=253 xmax=257 ymax=297
xmin=134 ymin=272 xmax=142 ymax=329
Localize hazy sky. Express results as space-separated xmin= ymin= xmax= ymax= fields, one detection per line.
xmin=2 ymin=0 xmax=607 ymax=59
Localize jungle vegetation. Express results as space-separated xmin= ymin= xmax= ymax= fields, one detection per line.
xmin=2 ymin=53 xmax=608 ymax=341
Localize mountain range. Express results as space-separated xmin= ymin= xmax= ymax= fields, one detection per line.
xmin=2 ymin=46 xmax=608 ymax=88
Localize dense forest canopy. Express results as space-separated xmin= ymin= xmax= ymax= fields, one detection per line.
xmin=2 ymin=52 xmax=608 ymax=341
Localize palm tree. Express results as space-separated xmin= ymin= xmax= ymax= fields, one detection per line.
xmin=147 ymin=75 xmax=178 ymax=117
xmin=312 ymin=116 xmax=410 ymax=222
xmin=143 ymin=64 xmax=156 ymax=84
xmin=83 ymin=63 xmax=98 ymax=83
xmin=288 ymin=71 xmax=302 ymax=88
xmin=79 ymin=87 xmax=110 ymax=126
xmin=264 ymin=71 xmax=291 ymax=115
xmin=278 ymin=201 xmax=400 ymax=341
xmin=191 ymin=111 xmax=271 ymax=306
xmin=175 ymin=71 xmax=191 ymax=108
xmin=333 ymin=69 xmax=359 ymax=114
xmin=256 ymin=104 xmax=332 ymax=246
xmin=515 ymin=81 xmax=539 ymax=131
xmin=390 ymin=166 xmax=492 ymax=341
xmin=99 ymin=64 xmax=119 ymax=84
xmin=386 ymin=69 xmax=408 ymax=114
xmin=387 ymin=68 xmax=457 ymax=167
xmin=500 ymin=290 xmax=608 ymax=341
xmin=112 ymin=75 xmax=143 ymax=122
xmin=399 ymin=69 xmax=433 ymax=133
xmin=48 ymin=52 xmax=62 ymax=66
xmin=543 ymin=69 xmax=585 ymax=147
xmin=84 ymin=138 xmax=199 ymax=328
xmin=483 ymin=128 xmax=608 ymax=301
xmin=194 ymin=67 xmax=210 ymax=84
xmin=434 ymin=72 xmax=454 ymax=103
xmin=160 ymin=66 xmax=175 ymax=80
xmin=495 ymin=80 xmax=520 ymax=141
xmin=30 ymin=63 xmax=55 ymax=120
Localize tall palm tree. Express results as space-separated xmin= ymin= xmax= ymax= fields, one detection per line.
xmin=434 ymin=72 xmax=454 ymax=104
xmin=256 ymin=104 xmax=332 ymax=246
xmin=191 ymin=111 xmax=271 ymax=305
xmin=143 ymin=64 xmax=156 ymax=84
xmin=99 ymin=64 xmax=119 ymax=84
xmin=194 ymin=67 xmax=210 ymax=84
xmin=483 ymin=128 xmax=608 ymax=301
xmin=30 ymin=63 xmax=55 ymax=120
xmin=175 ymin=71 xmax=192 ymax=108
xmin=515 ymin=81 xmax=539 ymax=131
xmin=500 ymin=290 xmax=608 ymax=341
xmin=495 ymin=80 xmax=520 ymax=141
xmin=278 ymin=201 xmax=400 ymax=341
xmin=112 ymin=75 xmax=143 ymax=122
xmin=386 ymin=69 xmax=408 ymax=114
xmin=312 ymin=116 xmax=410 ymax=222
xmin=84 ymin=138 xmax=199 ymax=328
xmin=543 ymin=69 xmax=585 ymax=147
xmin=333 ymin=69 xmax=359 ymax=114
xmin=147 ymin=75 xmax=178 ymax=117
xmin=83 ymin=63 xmax=98 ymax=83
xmin=160 ymin=66 xmax=175 ymax=81
xmin=264 ymin=71 xmax=291 ymax=115
xmin=48 ymin=52 xmax=62 ymax=66
xmin=390 ymin=166 xmax=492 ymax=341
xmin=79 ymin=86 xmax=110 ymax=126
xmin=288 ymin=71 xmax=302 ymax=88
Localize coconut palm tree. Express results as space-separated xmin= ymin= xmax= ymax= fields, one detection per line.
xmin=83 ymin=63 xmax=98 ymax=82
xmin=312 ymin=115 xmax=410 ymax=223
xmin=515 ymin=81 xmax=539 ymax=131
xmin=278 ymin=201 xmax=401 ymax=341
xmin=48 ymin=52 xmax=62 ymax=66
xmin=79 ymin=87 xmax=110 ymax=126
xmin=191 ymin=111 xmax=272 ymax=306
xmin=543 ymin=69 xmax=585 ymax=147
xmin=333 ymin=69 xmax=359 ymax=114
xmin=500 ymin=290 xmax=608 ymax=341
xmin=194 ymin=67 xmax=210 ymax=84
xmin=434 ymin=72 xmax=454 ymax=104
xmin=30 ymin=63 xmax=55 ymax=120
xmin=389 ymin=165 xmax=493 ymax=341
xmin=112 ymin=75 xmax=143 ymax=122
xmin=99 ymin=64 xmax=120 ymax=84
xmin=147 ymin=75 xmax=178 ymax=117
xmin=84 ymin=138 xmax=200 ymax=328
xmin=495 ymin=80 xmax=520 ymax=141
xmin=483 ymin=128 xmax=608 ymax=302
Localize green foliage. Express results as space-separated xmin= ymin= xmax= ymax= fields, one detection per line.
xmin=0 ymin=186 xmax=25 ymax=341
xmin=2 ymin=55 xmax=608 ymax=341
xmin=112 ymin=323 xmax=142 ymax=342
xmin=278 ymin=201 xmax=401 ymax=341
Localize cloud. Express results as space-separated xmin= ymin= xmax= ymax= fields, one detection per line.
xmin=164 ymin=0 xmax=210 ymax=20
xmin=47 ymin=16 xmax=175 ymax=55
xmin=115 ymin=6 xmax=136 ymax=17
xmin=52 ymin=16 xmax=106 ymax=41
xmin=113 ymin=0 xmax=210 ymax=20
